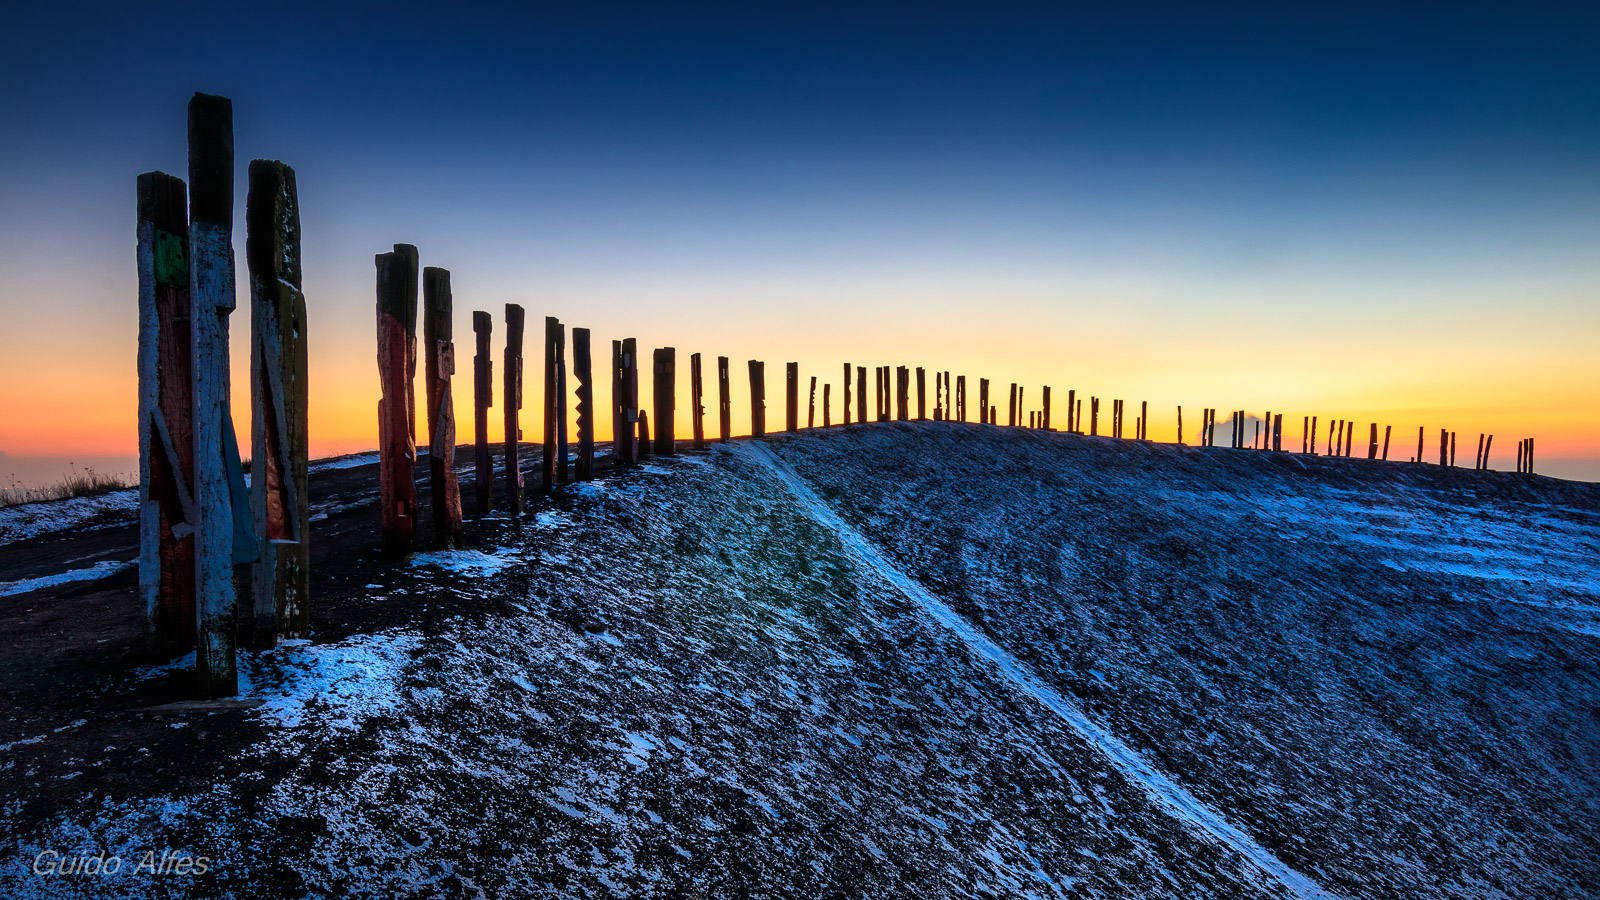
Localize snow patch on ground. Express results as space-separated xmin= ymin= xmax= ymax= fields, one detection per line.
xmin=0 ymin=490 xmax=138 ymax=547
xmin=309 ymin=452 xmax=380 ymax=472
xmin=0 ymin=559 xmax=134 ymax=597
xmin=240 ymin=633 xmax=422 ymax=732
xmin=408 ymin=548 xmax=521 ymax=578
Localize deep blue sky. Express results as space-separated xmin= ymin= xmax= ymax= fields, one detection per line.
xmin=2 ymin=1 xmax=1598 ymax=475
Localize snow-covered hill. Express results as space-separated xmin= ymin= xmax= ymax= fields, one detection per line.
xmin=3 ymin=424 xmax=1597 ymax=899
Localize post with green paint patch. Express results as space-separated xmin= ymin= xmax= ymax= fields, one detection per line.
xmin=138 ymin=170 xmax=197 ymax=658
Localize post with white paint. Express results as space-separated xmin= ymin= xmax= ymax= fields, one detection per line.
xmin=137 ymin=170 xmax=196 ymax=656
xmin=188 ymin=93 xmax=241 ymax=696
xmin=247 ymin=158 xmax=311 ymax=646
xmin=842 ymin=363 xmax=852 ymax=425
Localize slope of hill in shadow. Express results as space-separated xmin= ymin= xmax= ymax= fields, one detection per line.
xmin=1 ymin=425 xmax=1595 ymax=899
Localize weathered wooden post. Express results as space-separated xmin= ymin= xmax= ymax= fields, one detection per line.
xmin=1302 ymin=416 xmax=1309 ymax=453
xmin=654 ymin=348 xmax=676 ymax=455
xmin=638 ymin=410 xmax=651 ymax=459
xmin=1006 ymin=383 xmax=1016 ymax=427
xmin=842 ymin=363 xmax=853 ymax=425
xmin=1475 ymin=433 xmax=1485 ymax=470
xmin=1527 ymin=438 xmax=1534 ymax=474
xmin=473 ymin=313 xmax=494 ymax=510
xmin=1415 ymin=426 xmax=1424 ymax=463
xmin=378 ymin=247 xmax=419 ymax=553
xmin=574 ymin=328 xmax=595 ymax=478
xmin=749 ymin=360 xmax=766 ymax=436
xmin=620 ymin=338 xmax=639 ymax=464
xmin=689 ymin=351 xmax=705 ymax=450
xmin=1091 ymin=397 xmax=1100 ymax=436
xmin=957 ymin=375 xmax=967 ymax=422
xmin=1450 ymin=431 xmax=1457 ymax=467
xmin=1381 ymin=424 xmax=1391 ymax=460
xmin=421 ymin=267 xmax=462 ymax=548
xmin=246 ymin=160 xmax=310 ymax=647
xmin=1483 ymin=434 xmax=1493 ymax=470
xmin=979 ymin=379 xmax=990 ymax=425
xmin=1517 ymin=439 xmax=1525 ymax=473
xmin=823 ymin=383 xmax=832 ymax=426
xmin=881 ymin=366 xmax=893 ymax=422
xmin=897 ymin=366 xmax=910 ymax=421
xmin=916 ymin=367 xmax=926 ymax=420
xmin=611 ymin=339 xmax=623 ymax=462
xmin=1042 ymin=387 xmax=1052 ymax=430
xmin=932 ymin=371 xmax=942 ymax=421
xmin=786 ymin=362 xmax=799 ymax=432
xmin=189 ymin=93 xmax=241 ymax=695
xmin=1439 ymin=429 xmax=1448 ymax=466
xmin=857 ymin=366 xmax=867 ymax=426
xmin=1018 ymin=387 xmax=1025 ymax=426
xmin=1139 ymin=400 xmax=1147 ymax=440
xmin=502 ymin=304 xmax=525 ymax=511
xmin=542 ymin=317 xmax=563 ymax=492
xmin=137 ymin=171 xmax=196 ymax=656
xmin=1366 ymin=423 xmax=1378 ymax=460
xmin=808 ymin=375 xmax=817 ymax=428
xmin=1176 ymin=406 xmax=1184 ymax=444
xmin=718 ymin=355 xmax=731 ymax=442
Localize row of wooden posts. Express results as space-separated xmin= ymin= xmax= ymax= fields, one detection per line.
xmin=134 ymin=95 xmax=1542 ymax=697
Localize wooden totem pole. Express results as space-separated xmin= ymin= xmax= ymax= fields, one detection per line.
xmin=377 ymin=246 xmax=419 ymax=552
xmin=422 ymin=268 xmax=462 ymax=547
xmin=503 ymin=304 xmax=525 ymax=512
xmin=690 ymin=351 xmax=705 ymax=450
xmin=749 ymin=360 xmax=766 ymax=437
xmin=717 ymin=355 xmax=731 ymax=443
xmin=574 ymin=327 xmax=594 ymax=480
xmin=473 ymin=312 xmax=494 ymax=511
xmin=654 ymin=347 xmax=675 ymax=455
xmin=247 ymin=158 xmax=311 ymax=647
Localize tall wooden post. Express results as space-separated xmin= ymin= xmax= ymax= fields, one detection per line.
xmin=856 ymin=366 xmax=867 ymax=427
xmin=842 ymin=363 xmax=852 ymax=425
xmin=897 ymin=366 xmax=910 ymax=421
xmin=932 ymin=371 xmax=941 ymax=421
xmin=189 ymin=93 xmax=240 ymax=696
xmin=957 ymin=375 xmax=967 ymax=422
xmin=612 ymin=340 xmax=624 ymax=462
xmin=1518 ymin=440 xmax=1525 ymax=473
xmin=979 ymin=379 xmax=990 ymax=425
xmin=786 ymin=362 xmax=799 ymax=432
xmin=473 ymin=313 xmax=493 ymax=511
xmin=638 ymin=411 xmax=651 ymax=459
xmin=1381 ymin=424 xmax=1391 ymax=460
xmin=620 ymin=338 xmax=639 ymax=464
xmin=556 ymin=329 xmax=570 ymax=482
xmin=502 ymin=304 xmax=525 ymax=512
xmin=1450 ymin=431 xmax=1457 ymax=467
xmin=1366 ymin=423 xmax=1378 ymax=460
xmin=1475 ymin=433 xmax=1485 ymax=470
xmin=247 ymin=160 xmax=311 ymax=647
xmin=574 ymin=328 xmax=595 ymax=478
xmin=1438 ymin=429 xmax=1448 ymax=466
xmin=881 ymin=367 xmax=892 ymax=422
xmin=1177 ymin=406 xmax=1184 ymax=445
xmin=1008 ymin=383 xmax=1017 ymax=427
xmin=377 ymin=248 xmax=418 ymax=553
xmin=1091 ymin=398 xmax=1100 ymax=436
xmin=717 ymin=355 xmax=731 ymax=442
xmin=1527 ymin=438 xmax=1534 ymax=474
xmin=654 ymin=347 xmax=675 ymax=455
xmin=808 ymin=376 xmax=817 ymax=428
xmin=823 ymin=383 xmax=832 ymax=427
xmin=420 ymin=267 xmax=462 ymax=548
xmin=749 ymin=360 xmax=766 ymax=436
xmin=542 ymin=317 xmax=564 ymax=492
xmin=690 ymin=351 xmax=705 ymax=450
xmin=1018 ymin=387 xmax=1024 ymax=426
xmin=916 ymin=367 xmax=926 ymax=420
xmin=137 ymin=171 xmax=196 ymax=656
xmin=1483 ymin=434 xmax=1493 ymax=469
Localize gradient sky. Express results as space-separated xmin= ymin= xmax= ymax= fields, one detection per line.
xmin=2 ymin=1 xmax=1597 ymax=483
